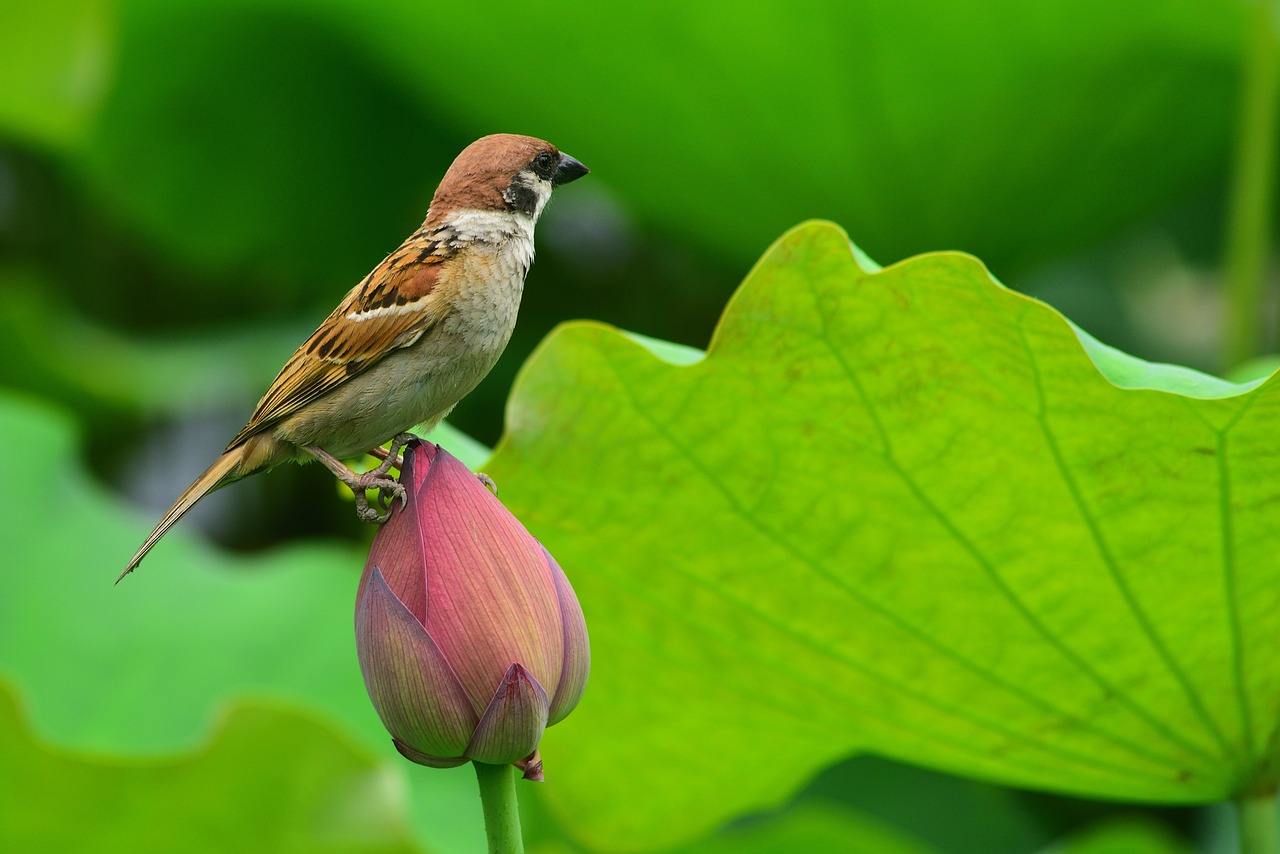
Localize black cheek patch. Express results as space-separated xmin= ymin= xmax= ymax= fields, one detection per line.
xmin=505 ymin=179 xmax=541 ymax=216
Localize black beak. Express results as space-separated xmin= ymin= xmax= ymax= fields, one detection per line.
xmin=553 ymin=153 xmax=589 ymax=186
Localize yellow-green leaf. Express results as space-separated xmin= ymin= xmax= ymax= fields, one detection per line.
xmin=0 ymin=678 xmax=423 ymax=853
xmin=486 ymin=221 xmax=1280 ymax=848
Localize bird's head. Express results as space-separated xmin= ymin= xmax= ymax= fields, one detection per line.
xmin=428 ymin=134 xmax=589 ymax=226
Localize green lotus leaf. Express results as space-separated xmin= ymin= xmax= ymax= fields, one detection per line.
xmin=0 ymin=678 xmax=423 ymax=853
xmin=484 ymin=221 xmax=1280 ymax=848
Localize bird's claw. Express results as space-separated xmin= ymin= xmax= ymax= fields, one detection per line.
xmin=309 ymin=434 xmax=416 ymax=525
xmin=353 ymin=494 xmax=385 ymax=524
xmin=377 ymin=480 xmax=407 ymax=512
xmin=476 ymin=472 xmax=497 ymax=495
xmin=341 ymin=433 xmax=416 ymax=523
xmin=351 ymin=476 xmax=406 ymax=523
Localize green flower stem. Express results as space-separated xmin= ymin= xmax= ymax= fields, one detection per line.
xmin=1237 ymin=790 xmax=1279 ymax=854
xmin=473 ymin=761 xmax=525 ymax=854
xmin=1223 ymin=1 xmax=1280 ymax=369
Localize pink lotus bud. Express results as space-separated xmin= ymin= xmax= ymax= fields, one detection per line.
xmin=354 ymin=441 xmax=589 ymax=773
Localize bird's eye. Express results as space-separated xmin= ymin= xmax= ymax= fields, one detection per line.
xmin=532 ymin=151 xmax=556 ymax=176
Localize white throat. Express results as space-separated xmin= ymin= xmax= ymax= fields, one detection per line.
xmin=444 ymin=208 xmax=535 ymax=243
xmin=443 ymin=207 xmax=537 ymax=282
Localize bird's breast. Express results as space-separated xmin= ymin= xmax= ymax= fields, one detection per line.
xmin=439 ymin=237 xmax=531 ymax=353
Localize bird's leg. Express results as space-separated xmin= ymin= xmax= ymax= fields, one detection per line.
xmin=476 ymin=472 xmax=498 ymax=495
xmin=306 ymin=445 xmax=407 ymax=524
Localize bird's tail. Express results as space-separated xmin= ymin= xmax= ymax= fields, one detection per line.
xmin=118 ymin=444 xmax=249 ymax=583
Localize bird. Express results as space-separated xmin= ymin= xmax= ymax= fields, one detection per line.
xmin=120 ymin=134 xmax=588 ymax=581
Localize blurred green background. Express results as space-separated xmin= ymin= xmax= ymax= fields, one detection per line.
xmin=1 ymin=0 xmax=1276 ymax=852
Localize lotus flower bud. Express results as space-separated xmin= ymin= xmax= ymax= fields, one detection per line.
xmin=354 ymin=441 xmax=589 ymax=774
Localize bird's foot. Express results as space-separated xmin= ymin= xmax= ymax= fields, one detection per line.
xmin=307 ymin=443 xmax=410 ymax=524
xmin=365 ymin=432 xmax=416 ymax=473
xmin=476 ymin=472 xmax=498 ymax=495
xmin=352 ymin=476 xmax=407 ymax=524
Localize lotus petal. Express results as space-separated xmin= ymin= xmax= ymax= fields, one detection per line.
xmin=393 ymin=737 xmax=468 ymax=769
xmin=361 ymin=443 xmax=439 ymax=624
xmin=416 ymin=448 xmax=563 ymax=711
xmin=544 ymin=547 xmax=590 ymax=725
xmin=465 ymin=663 xmax=549 ymax=765
xmin=356 ymin=566 xmax=476 ymax=759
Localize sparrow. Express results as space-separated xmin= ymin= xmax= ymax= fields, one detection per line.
xmin=120 ymin=134 xmax=588 ymax=580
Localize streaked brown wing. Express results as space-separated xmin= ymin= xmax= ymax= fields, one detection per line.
xmin=227 ymin=242 xmax=450 ymax=450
